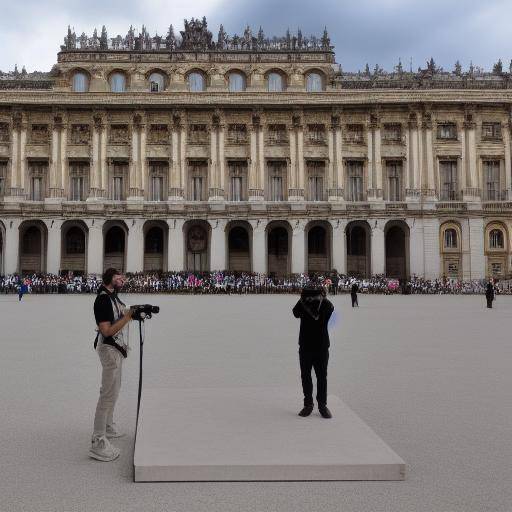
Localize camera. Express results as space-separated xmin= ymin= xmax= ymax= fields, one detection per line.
xmin=131 ymin=304 xmax=160 ymax=321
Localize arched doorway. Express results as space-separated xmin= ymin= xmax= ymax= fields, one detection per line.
xmin=485 ymin=222 xmax=509 ymax=279
xmin=19 ymin=221 xmax=47 ymax=274
xmin=440 ymin=222 xmax=462 ymax=279
xmin=144 ymin=222 xmax=167 ymax=272
xmin=385 ymin=221 xmax=409 ymax=279
xmin=185 ymin=221 xmax=210 ymax=271
xmin=61 ymin=222 xmax=87 ymax=275
xmin=227 ymin=223 xmax=251 ymax=271
xmin=346 ymin=221 xmax=371 ymax=277
xmin=306 ymin=222 xmax=331 ymax=273
xmin=104 ymin=223 xmax=127 ymax=272
xmin=267 ymin=222 xmax=291 ymax=277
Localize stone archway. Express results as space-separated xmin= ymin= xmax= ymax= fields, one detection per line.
xmin=385 ymin=221 xmax=410 ymax=279
xmin=227 ymin=222 xmax=252 ymax=272
xmin=184 ymin=221 xmax=210 ymax=271
xmin=103 ymin=222 xmax=127 ymax=272
xmin=267 ymin=221 xmax=291 ymax=277
xmin=306 ymin=222 xmax=331 ymax=273
xmin=61 ymin=221 xmax=88 ymax=275
xmin=19 ymin=221 xmax=47 ymax=274
xmin=346 ymin=221 xmax=371 ymax=277
xmin=144 ymin=221 xmax=168 ymax=272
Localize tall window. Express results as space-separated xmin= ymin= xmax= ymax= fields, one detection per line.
xmin=346 ymin=161 xmax=364 ymax=202
xmin=111 ymin=162 xmax=127 ymax=200
xmin=383 ymin=124 xmax=402 ymax=143
xmin=69 ymin=161 xmax=88 ymax=201
xmin=228 ymin=161 xmax=247 ymax=201
xmin=29 ymin=161 xmax=47 ymax=201
xmin=149 ymin=161 xmax=167 ymax=201
xmin=0 ymin=160 xmax=6 ymax=197
xmin=386 ymin=161 xmax=402 ymax=201
xmin=345 ymin=124 xmax=364 ymax=144
xmin=489 ymin=229 xmax=504 ymax=249
xmin=228 ymin=72 xmax=246 ymax=92
xmin=149 ymin=72 xmax=165 ymax=92
xmin=307 ymin=161 xmax=325 ymax=201
xmin=188 ymin=161 xmax=207 ymax=201
xmin=483 ymin=160 xmax=500 ymax=200
xmin=72 ymin=72 xmax=89 ymax=92
xmin=439 ymin=161 xmax=458 ymax=200
xmin=444 ymin=228 xmax=458 ymax=249
xmin=267 ymin=72 xmax=284 ymax=92
xmin=188 ymin=72 xmax=205 ymax=92
xmin=267 ymin=161 xmax=286 ymax=201
xmin=109 ymin=72 xmax=126 ymax=93
xmin=306 ymin=72 xmax=323 ymax=92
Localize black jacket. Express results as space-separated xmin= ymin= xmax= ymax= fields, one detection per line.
xmin=485 ymin=283 xmax=495 ymax=300
xmin=292 ymin=297 xmax=334 ymax=350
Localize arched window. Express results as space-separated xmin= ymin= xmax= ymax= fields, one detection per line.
xmin=228 ymin=72 xmax=246 ymax=92
xmin=444 ymin=228 xmax=458 ymax=249
xmin=188 ymin=72 xmax=205 ymax=92
xmin=72 ymin=72 xmax=89 ymax=92
xmin=489 ymin=229 xmax=504 ymax=249
xmin=267 ymin=72 xmax=284 ymax=92
xmin=65 ymin=227 xmax=85 ymax=254
xmin=109 ymin=72 xmax=126 ymax=93
xmin=149 ymin=72 xmax=165 ymax=92
xmin=306 ymin=72 xmax=323 ymax=92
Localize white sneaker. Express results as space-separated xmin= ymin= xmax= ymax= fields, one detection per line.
xmin=89 ymin=435 xmax=120 ymax=462
xmin=106 ymin=423 xmax=125 ymax=439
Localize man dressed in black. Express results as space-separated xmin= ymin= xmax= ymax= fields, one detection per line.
xmin=293 ymin=285 xmax=335 ymax=418
xmin=350 ymin=282 xmax=359 ymax=307
xmin=485 ymin=280 xmax=495 ymax=308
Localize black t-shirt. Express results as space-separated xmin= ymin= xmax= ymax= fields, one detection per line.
xmin=94 ymin=293 xmax=115 ymax=325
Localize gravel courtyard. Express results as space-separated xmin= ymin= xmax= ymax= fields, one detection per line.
xmin=0 ymin=292 xmax=511 ymax=512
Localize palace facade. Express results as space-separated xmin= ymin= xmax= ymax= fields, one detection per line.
xmin=1 ymin=18 xmax=512 ymax=279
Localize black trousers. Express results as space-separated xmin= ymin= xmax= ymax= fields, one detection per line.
xmin=351 ymin=294 xmax=358 ymax=307
xmin=299 ymin=348 xmax=329 ymax=406
xmin=486 ymin=297 xmax=493 ymax=308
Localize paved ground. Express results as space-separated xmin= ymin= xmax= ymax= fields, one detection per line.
xmin=0 ymin=292 xmax=511 ymax=512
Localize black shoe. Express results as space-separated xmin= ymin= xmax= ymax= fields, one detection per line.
xmin=318 ymin=406 xmax=332 ymax=419
xmin=298 ymin=405 xmax=314 ymax=417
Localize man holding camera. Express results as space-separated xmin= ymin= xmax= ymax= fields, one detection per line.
xmin=89 ymin=268 xmax=133 ymax=462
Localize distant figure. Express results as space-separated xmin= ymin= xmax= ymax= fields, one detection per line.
xmin=485 ymin=280 xmax=495 ymax=309
xmin=292 ymin=285 xmax=334 ymax=419
xmin=350 ymin=282 xmax=359 ymax=307
xmin=18 ymin=281 xmax=28 ymax=302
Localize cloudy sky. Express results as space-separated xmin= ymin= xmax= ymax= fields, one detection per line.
xmin=1 ymin=0 xmax=511 ymax=73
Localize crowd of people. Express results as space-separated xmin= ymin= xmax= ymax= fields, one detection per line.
xmin=0 ymin=271 xmax=508 ymax=295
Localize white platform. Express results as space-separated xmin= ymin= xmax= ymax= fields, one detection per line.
xmin=134 ymin=387 xmax=405 ymax=482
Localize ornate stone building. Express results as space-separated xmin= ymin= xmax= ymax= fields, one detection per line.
xmin=1 ymin=18 xmax=512 ymax=279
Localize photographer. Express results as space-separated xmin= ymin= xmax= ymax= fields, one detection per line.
xmin=89 ymin=268 xmax=133 ymax=462
xmin=292 ymin=285 xmax=334 ymax=419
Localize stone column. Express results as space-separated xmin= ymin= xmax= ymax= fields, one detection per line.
xmin=249 ymin=219 xmax=267 ymax=273
xmin=45 ymin=219 xmax=63 ymax=275
xmin=407 ymin=218 xmax=425 ymax=277
xmin=504 ymin=121 xmax=512 ymax=199
xmin=126 ymin=218 xmax=144 ymax=272
xmin=249 ymin=120 xmax=264 ymax=200
xmin=423 ymin=217 xmax=440 ymax=279
xmin=288 ymin=125 xmax=297 ymax=197
xmin=291 ymin=219 xmax=307 ymax=274
xmin=329 ymin=218 xmax=347 ymax=274
xmin=128 ymin=114 xmax=144 ymax=200
xmin=374 ymin=123 xmax=383 ymax=197
xmin=406 ymin=115 xmax=421 ymax=199
xmin=297 ymin=124 xmax=305 ymax=195
xmin=89 ymin=113 xmax=105 ymax=199
xmin=209 ymin=218 xmax=227 ymax=271
xmin=371 ymin=219 xmax=385 ymax=275
xmin=462 ymin=115 xmax=479 ymax=201
xmin=139 ymin=119 xmax=147 ymax=195
xmin=258 ymin=125 xmax=265 ymax=197
xmin=100 ymin=125 xmax=107 ymax=195
xmin=367 ymin=126 xmax=374 ymax=193
xmin=167 ymin=218 xmax=185 ymax=271
xmin=328 ymin=115 xmax=344 ymax=201
xmin=7 ymin=111 xmax=27 ymax=198
xmin=218 ymin=123 xmax=226 ymax=196
xmin=423 ymin=113 xmax=436 ymax=199
xmin=180 ymin=124 xmax=187 ymax=197
xmin=49 ymin=123 xmax=61 ymax=198
xmin=4 ymin=218 xmax=21 ymax=274
xmin=85 ymin=218 xmax=105 ymax=276
xmin=209 ymin=125 xmax=220 ymax=200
